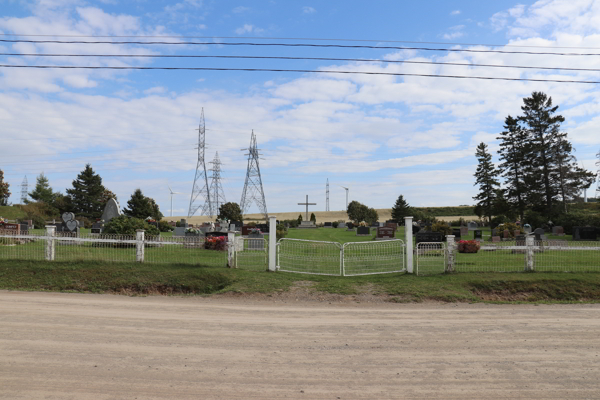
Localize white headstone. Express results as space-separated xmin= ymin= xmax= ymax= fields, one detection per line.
xmin=101 ymin=198 xmax=121 ymax=222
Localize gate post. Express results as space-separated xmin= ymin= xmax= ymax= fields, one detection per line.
xmin=45 ymin=225 xmax=56 ymax=261
xmin=525 ymin=235 xmax=535 ymax=272
xmin=404 ymin=216 xmax=413 ymax=273
xmin=227 ymin=231 xmax=236 ymax=268
xmin=446 ymin=235 xmax=455 ymax=272
xmin=136 ymin=229 xmax=145 ymax=263
xmin=268 ymin=216 xmax=277 ymax=271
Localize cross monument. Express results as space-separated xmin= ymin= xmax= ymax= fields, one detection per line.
xmin=298 ymin=195 xmax=317 ymax=221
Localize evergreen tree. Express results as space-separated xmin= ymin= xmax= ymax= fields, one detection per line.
xmin=391 ymin=195 xmax=411 ymax=224
xmin=552 ymin=138 xmax=596 ymax=211
xmin=473 ymin=142 xmax=499 ymax=224
xmin=218 ymin=202 xmax=243 ymax=222
xmin=310 ymin=212 xmax=316 ymax=223
xmin=28 ymin=173 xmax=56 ymax=204
xmin=0 ymin=169 xmax=10 ymax=206
xmin=497 ymin=116 xmax=530 ymax=222
xmin=297 ymin=214 xmax=303 ymax=223
xmin=65 ymin=164 xmax=107 ymax=219
xmin=123 ymin=189 xmax=160 ymax=220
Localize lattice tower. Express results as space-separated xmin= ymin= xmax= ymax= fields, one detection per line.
xmin=20 ymin=176 xmax=28 ymax=204
xmin=326 ymin=179 xmax=330 ymax=212
xmin=187 ymin=108 xmax=213 ymax=218
xmin=208 ymin=151 xmax=227 ymax=216
xmin=240 ymin=131 xmax=268 ymax=220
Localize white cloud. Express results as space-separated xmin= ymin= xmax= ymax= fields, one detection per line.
xmin=450 ymin=10 xmax=461 ymax=16
xmin=442 ymin=25 xmax=465 ymax=40
xmin=302 ymin=6 xmax=316 ymax=14
xmin=232 ymin=6 xmax=250 ymax=13
xmin=235 ymin=24 xmax=264 ymax=34
xmin=143 ymin=86 xmax=168 ymax=95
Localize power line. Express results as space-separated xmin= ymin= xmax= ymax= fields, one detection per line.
xmin=1 ymin=64 xmax=599 ymax=84
xmin=3 ymin=33 xmax=600 ymax=50
xmin=3 ymin=39 xmax=600 ymax=56
xmin=5 ymin=52 xmax=600 ymax=73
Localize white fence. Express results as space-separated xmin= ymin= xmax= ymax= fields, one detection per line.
xmin=416 ymin=242 xmax=446 ymax=276
xmin=276 ymin=238 xmax=406 ymax=276
xmin=234 ymin=236 xmax=268 ymax=271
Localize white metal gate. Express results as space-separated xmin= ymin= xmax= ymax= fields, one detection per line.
xmin=342 ymin=239 xmax=405 ymax=276
xmin=234 ymin=237 xmax=268 ymax=271
xmin=416 ymin=242 xmax=446 ymax=276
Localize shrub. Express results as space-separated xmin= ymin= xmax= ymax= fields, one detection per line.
xmin=276 ymin=229 xmax=287 ymax=241
xmin=457 ymin=240 xmax=480 ymax=253
xmin=204 ymin=236 xmax=227 ymax=251
xmin=332 ymin=221 xmax=339 ymax=228
xmin=158 ymin=220 xmax=173 ymax=232
xmin=103 ymin=215 xmax=160 ymax=236
xmin=430 ymin=222 xmax=452 ymax=236
xmin=554 ymin=211 xmax=600 ymax=235
xmin=448 ymin=217 xmax=466 ymax=227
xmin=495 ymin=222 xmax=522 ymax=238
xmin=523 ymin=210 xmax=545 ymax=230
xmin=30 ymin=214 xmax=47 ymax=230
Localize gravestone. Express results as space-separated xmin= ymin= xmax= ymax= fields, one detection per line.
xmin=503 ymin=229 xmax=510 ymax=239
xmin=356 ymin=226 xmax=371 ymax=236
xmin=513 ymin=230 xmax=521 ymax=238
xmin=385 ymin=222 xmax=398 ymax=231
xmin=452 ymin=228 xmax=462 ymax=240
xmin=257 ymin=223 xmax=270 ymax=233
xmin=0 ymin=223 xmax=20 ymax=234
xmin=371 ymin=222 xmax=379 ymax=228
xmin=460 ymin=226 xmax=469 ymax=236
xmin=174 ymin=219 xmax=189 ymax=237
xmin=412 ymin=224 xmax=421 ymax=234
xmin=376 ymin=226 xmax=395 ymax=240
xmin=101 ymin=198 xmax=121 ymax=223
xmin=533 ymin=228 xmax=544 ymax=241
xmin=552 ymin=226 xmax=565 ymax=236
xmin=298 ymin=221 xmax=317 ymax=229
xmin=324 ymin=222 xmax=332 ymax=228
xmin=474 ymin=230 xmax=483 ymax=241
xmin=229 ymin=223 xmax=237 ymax=232
xmin=231 ymin=220 xmax=243 ymax=230
xmin=491 ymin=228 xmax=498 ymax=237
xmin=242 ymin=226 xmax=252 ymax=236
xmin=515 ymin=234 xmax=526 ymax=246
xmin=468 ymin=221 xmax=478 ymax=231
xmin=573 ymin=226 xmax=597 ymax=241
xmin=415 ymin=231 xmax=443 ymax=244
xmin=492 ymin=236 xmax=501 ymax=243
xmin=523 ymin=224 xmax=532 ymax=234
xmin=91 ymin=221 xmax=103 ymax=234
xmin=338 ymin=222 xmax=346 ymax=229
xmin=346 ymin=222 xmax=354 ymax=230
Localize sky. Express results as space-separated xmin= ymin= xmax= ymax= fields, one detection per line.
xmin=1 ymin=0 xmax=600 ymax=218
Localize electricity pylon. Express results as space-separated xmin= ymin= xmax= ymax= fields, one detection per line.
xmin=187 ymin=108 xmax=213 ymax=218
xmin=208 ymin=152 xmax=227 ymax=216
xmin=20 ymin=176 xmax=28 ymax=204
xmin=326 ymin=179 xmax=330 ymax=211
xmin=240 ymin=131 xmax=268 ymax=220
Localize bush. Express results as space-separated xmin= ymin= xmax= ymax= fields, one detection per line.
xmin=276 ymin=229 xmax=287 ymax=241
xmin=158 ymin=220 xmax=173 ymax=232
xmin=490 ymin=215 xmax=509 ymax=228
xmin=430 ymin=222 xmax=452 ymax=236
xmin=204 ymin=236 xmax=227 ymax=251
xmin=448 ymin=217 xmax=466 ymax=227
xmin=554 ymin=211 xmax=600 ymax=235
xmin=103 ymin=215 xmax=160 ymax=236
xmin=457 ymin=240 xmax=481 ymax=253
xmin=523 ymin=210 xmax=545 ymax=230
xmin=495 ymin=222 xmax=522 ymax=238
xmin=412 ymin=209 xmax=437 ymax=224
xmin=30 ymin=214 xmax=47 ymax=230
xmin=332 ymin=221 xmax=339 ymax=228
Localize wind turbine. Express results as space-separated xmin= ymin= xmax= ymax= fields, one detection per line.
xmin=339 ymin=185 xmax=349 ymax=210
xmin=168 ymin=185 xmax=181 ymax=217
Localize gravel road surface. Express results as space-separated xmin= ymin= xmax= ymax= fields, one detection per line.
xmin=1 ymin=291 xmax=599 ymax=399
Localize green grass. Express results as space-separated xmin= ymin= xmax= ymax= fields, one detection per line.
xmin=0 ymin=206 xmax=27 ymax=220
xmin=1 ymin=259 xmax=600 ymax=303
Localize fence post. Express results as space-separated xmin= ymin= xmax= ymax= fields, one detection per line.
xmin=340 ymin=244 xmax=345 ymax=276
xmin=136 ymin=229 xmax=145 ymax=263
xmin=526 ymin=235 xmax=535 ymax=272
xmin=268 ymin=216 xmax=277 ymax=271
xmin=45 ymin=225 xmax=56 ymax=261
xmin=404 ymin=216 xmax=413 ymax=273
xmin=227 ymin=231 xmax=236 ymax=268
xmin=446 ymin=235 xmax=455 ymax=273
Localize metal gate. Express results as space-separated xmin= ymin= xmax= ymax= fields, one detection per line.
xmin=234 ymin=237 xmax=268 ymax=271
xmin=277 ymin=238 xmax=342 ymax=275
xmin=416 ymin=242 xmax=446 ymax=276
xmin=342 ymin=239 xmax=405 ymax=276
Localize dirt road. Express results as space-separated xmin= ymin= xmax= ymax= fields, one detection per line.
xmin=1 ymin=291 xmax=599 ymax=399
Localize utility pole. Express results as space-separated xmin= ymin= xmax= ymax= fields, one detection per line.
xmin=326 ymin=179 xmax=330 ymax=212
xmin=208 ymin=151 xmax=227 ymax=216
xmin=240 ymin=131 xmax=268 ymax=220
xmin=340 ymin=186 xmax=349 ymax=210
xmin=20 ymin=176 xmax=28 ymax=204
xmin=188 ymin=108 xmax=213 ymax=218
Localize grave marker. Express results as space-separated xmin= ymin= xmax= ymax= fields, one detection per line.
xmin=376 ymin=226 xmax=395 ymax=240
xmin=474 ymin=230 xmax=483 ymax=241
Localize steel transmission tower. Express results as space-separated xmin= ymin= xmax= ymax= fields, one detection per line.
xmin=326 ymin=179 xmax=330 ymax=211
xmin=208 ymin=152 xmax=227 ymax=215
xmin=187 ymin=108 xmax=213 ymax=218
xmin=240 ymin=131 xmax=268 ymax=220
xmin=20 ymin=176 xmax=28 ymax=204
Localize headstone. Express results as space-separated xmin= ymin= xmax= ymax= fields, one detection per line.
xmin=533 ymin=228 xmax=544 ymax=241
xmin=324 ymin=222 xmax=333 ymax=228
xmin=523 ymin=224 xmax=532 ymax=234
xmin=298 ymin=221 xmax=317 ymax=229
xmin=385 ymin=222 xmax=398 ymax=231
xmin=412 ymin=224 xmax=421 ymax=234
xmin=231 ymin=220 xmax=243 ymax=230
xmin=346 ymin=222 xmax=354 ymax=230
xmin=338 ymin=222 xmax=346 ymax=229
xmin=513 ymin=230 xmax=521 ymax=238
xmin=376 ymin=226 xmax=395 ymax=240
xmin=491 ymin=228 xmax=498 ymax=237
xmin=242 ymin=226 xmax=252 ymax=236
xmin=100 ymin=198 xmax=121 ymax=223
xmin=503 ymin=229 xmax=510 ymax=239
xmin=515 ymin=234 xmax=526 ymax=246
xmin=473 ymin=230 xmax=483 ymax=241
xmin=415 ymin=231 xmax=443 ymax=244
xmin=452 ymin=228 xmax=461 ymax=240
xmin=371 ymin=222 xmax=379 ymax=228
xmin=174 ymin=219 xmax=189 ymax=237
xmin=492 ymin=236 xmax=501 ymax=243
xmin=467 ymin=221 xmax=478 ymax=231
xmin=460 ymin=226 xmax=469 ymax=236
xmin=0 ymin=223 xmax=20 ymax=234
xmin=379 ymin=222 xmax=385 ymax=227
xmin=573 ymin=226 xmax=597 ymax=241
xmin=552 ymin=226 xmax=565 ymax=236
xmin=91 ymin=222 xmax=103 ymax=234
xmin=257 ymin=223 xmax=270 ymax=233
xmin=356 ymin=226 xmax=371 ymax=236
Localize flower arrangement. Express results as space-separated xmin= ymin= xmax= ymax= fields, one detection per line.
xmin=145 ymin=217 xmax=157 ymax=223
xmin=457 ymin=240 xmax=480 ymax=253
xmin=185 ymin=227 xmax=201 ymax=234
xmin=249 ymin=228 xmax=262 ymax=235
xmin=359 ymin=221 xmax=367 ymax=227
xmin=0 ymin=217 xmax=5 ymax=226
xmin=204 ymin=236 xmax=227 ymax=251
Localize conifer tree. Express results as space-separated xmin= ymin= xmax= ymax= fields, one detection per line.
xmin=310 ymin=212 xmax=316 ymax=223
xmin=28 ymin=173 xmax=55 ymax=204
xmin=391 ymin=195 xmax=411 ymax=224
xmin=0 ymin=169 xmax=10 ymax=206
xmin=65 ymin=164 xmax=107 ymax=219
xmin=123 ymin=189 xmax=162 ymax=220
xmin=473 ymin=142 xmax=499 ymax=224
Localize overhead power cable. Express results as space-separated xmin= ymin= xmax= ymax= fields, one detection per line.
xmin=3 ymin=33 xmax=600 ymax=50
xmin=3 ymin=39 xmax=600 ymax=56
xmin=5 ymin=53 xmax=600 ymax=73
xmin=1 ymin=64 xmax=599 ymax=84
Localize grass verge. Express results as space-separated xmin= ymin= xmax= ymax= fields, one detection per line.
xmin=1 ymin=260 xmax=600 ymax=303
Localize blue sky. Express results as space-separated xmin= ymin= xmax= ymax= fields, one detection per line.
xmin=1 ymin=0 xmax=599 ymax=217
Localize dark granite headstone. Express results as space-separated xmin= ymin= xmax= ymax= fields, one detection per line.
xmin=573 ymin=226 xmax=597 ymax=241
xmin=256 ymin=223 xmax=269 ymax=233
xmin=376 ymin=227 xmax=395 ymax=240
xmin=356 ymin=226 xmax=371 ymax=236
xmin=452 ymin=228 xmax=462 ymax=240
xmin=324 ymin=222 xmax=332 ymax=228
xmin=552 ymin=226 xmax=564 ymax=236
xmin=347 ymin=222 xmax=354 ymax=229
xmin=415 ymin=231 xmax=443 ymax=244
xmin=385 ymin=222 xmax=398 ymax=231
xmin=474 ymin=230 xmax=483 ymax=241
xmin=534 ymin=228 xmax=544 ymax=241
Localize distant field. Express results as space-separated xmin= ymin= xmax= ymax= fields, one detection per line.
xmin=165 ymin=208 xmax=480 ymax=224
